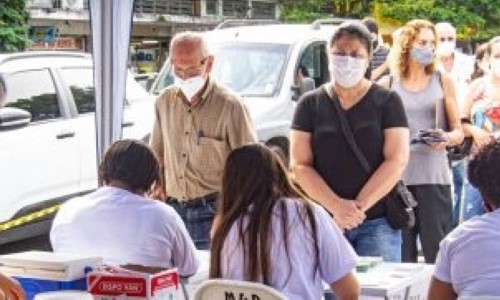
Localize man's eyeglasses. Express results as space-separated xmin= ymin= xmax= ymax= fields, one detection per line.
xmin=439 ymin=37 xmax=455 ymax=42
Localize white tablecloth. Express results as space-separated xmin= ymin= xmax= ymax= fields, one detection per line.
xmin=185 ymin=251 xmax=434 ymax=299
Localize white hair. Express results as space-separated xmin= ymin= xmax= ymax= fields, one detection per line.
xmin=435 ymin=22 xmax=456 ymax=37
xmin=169 ymin=31 xmax=210 ymax=58
xmin=392 ymin=27 xmax=403 ymax=45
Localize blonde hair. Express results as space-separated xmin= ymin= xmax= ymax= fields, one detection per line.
xmin=390 ymin=19 xmax=437 ymax=79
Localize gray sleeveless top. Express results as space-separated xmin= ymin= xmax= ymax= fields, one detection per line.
xmin=392 ymin=72 xmax=451 ymax=185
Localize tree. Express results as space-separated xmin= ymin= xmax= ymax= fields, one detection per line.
xmin=373 ymin=0 xmax=500 ymax=40
xmin=278 ymin=0 xmax=499 ymax=40
xmin=278 ymin=0 xmax=330 ymax=23
xmin=278 ymin=0 xmax=373 ymax=22
xmin=0 ymin=0 xmax=30 ymax=52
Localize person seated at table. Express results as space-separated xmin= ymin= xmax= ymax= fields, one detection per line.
xmin=210 ymin=144 xmax=359 ymax=300
xmin=428 ymin=140 xmax=500 ymax=299
xmin=50 ymin=139 xmax=198 ymax=276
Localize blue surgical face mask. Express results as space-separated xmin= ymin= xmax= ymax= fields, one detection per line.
xmin=411 ymin=47 xmax=435 ymax=67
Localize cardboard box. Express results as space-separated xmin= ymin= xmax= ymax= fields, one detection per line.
xmin=87 ymin=265 xmax=182 ymax=299
xmin=0 ymin=251 xmax=102 ymax=300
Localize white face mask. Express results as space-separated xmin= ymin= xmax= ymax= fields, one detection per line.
xmin=330 ymin=55 xmax=367 ymax=88
xmin=174 ymin=75 xmax=206 ymax=101
xmin=490 ymin=58 xmax=500 ymax=77
xmin=437 ymin=41 xmax=456 ymax=56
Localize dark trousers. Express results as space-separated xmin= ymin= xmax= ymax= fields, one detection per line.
xmin=166 ymin=193 xmax=218 ymax=250
xmin=402 ymin=185 xmax=452 ymax=263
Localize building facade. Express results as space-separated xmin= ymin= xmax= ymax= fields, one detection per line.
xmin=27 ymin=0 xmax=280 ymax=72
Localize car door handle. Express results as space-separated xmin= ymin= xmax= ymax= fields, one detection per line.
xmin=56 ymin=131 xmax=75 ymax=139
xmin=122 ymin=121 xmax=134 ymax=128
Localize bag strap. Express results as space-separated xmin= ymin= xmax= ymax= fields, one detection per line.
xmin=436 ymin=71 xmax=443 ymax=129
xmin=323 ymin=85 xmax=372 ymax=174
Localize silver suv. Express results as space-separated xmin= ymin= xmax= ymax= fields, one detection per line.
xmin=0 ymin=52 xmax=153 ymax=246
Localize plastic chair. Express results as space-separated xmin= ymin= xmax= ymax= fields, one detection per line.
xmin=193 ymin=279 xmax=288 ymax=300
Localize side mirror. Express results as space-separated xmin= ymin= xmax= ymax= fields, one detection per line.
xmin=291 ymin=85 xmax=301 ymax=102
xmin=0 ymin=107 xmax=31 ymax=129
xmin=145 ymin=74 xmax=157 ymax=92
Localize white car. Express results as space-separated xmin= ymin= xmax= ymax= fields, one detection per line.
xmin=0 ymin=52 xmax=153 ymax=245
xmin=150 ymin=21 xmax=341 ymax=163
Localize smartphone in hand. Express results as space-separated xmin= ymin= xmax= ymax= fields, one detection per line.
xmin=412 ymin=129 xmax=446 ymax=144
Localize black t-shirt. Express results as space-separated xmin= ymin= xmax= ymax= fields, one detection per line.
xmin=292 ymin=84 xmax=408 ymax=219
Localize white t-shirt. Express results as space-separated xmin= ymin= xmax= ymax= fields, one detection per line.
xmin=434 ymin=209 xmax=500 ymax=296
xmin=51 ymin=186 xmax=199 ymax=276
xmin=219 ymin=198 xmax=358 ymax=300
xmin=440 ymin=50 xmax=474 ymax=107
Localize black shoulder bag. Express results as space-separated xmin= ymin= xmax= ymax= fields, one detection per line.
xmin=326 ymin=85 xmax=417 ymax=230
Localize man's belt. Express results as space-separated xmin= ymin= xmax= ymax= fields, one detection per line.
xmin=165 ymin=193 xmax=218 ymax=208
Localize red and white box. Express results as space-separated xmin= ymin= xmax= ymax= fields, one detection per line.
xmin=87 ymin=266 xmax=182 ymax=299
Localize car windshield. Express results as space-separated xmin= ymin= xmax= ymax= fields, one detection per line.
xmin=153 ymin=42 xmax=289 ymax=97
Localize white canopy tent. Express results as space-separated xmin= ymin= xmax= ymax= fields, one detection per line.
xmin=88 ymin=0 xmax=135 ymax=164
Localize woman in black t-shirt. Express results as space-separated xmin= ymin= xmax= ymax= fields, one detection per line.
xmin=290 ymin=21 xmax=410 ymax=262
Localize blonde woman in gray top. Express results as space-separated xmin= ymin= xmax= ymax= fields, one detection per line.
xmin=379 ymin=19 xmax=463 ymax=263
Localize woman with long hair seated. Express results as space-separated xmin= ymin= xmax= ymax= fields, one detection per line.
xmin=210 ymin=144 xmax=359 ymax=300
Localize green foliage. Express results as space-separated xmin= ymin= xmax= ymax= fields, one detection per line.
xmin=0 ymin=0 xmax=30 ymax=52
xmin=278 ymin=0 xmax=330 ymax=23
xmin=278 ymin=0 xmax=499 ymax=40
xmin=373 ymin=0 xmax=500 ymax=39
xmin=278 ymin=0 xmax=373 ymax=22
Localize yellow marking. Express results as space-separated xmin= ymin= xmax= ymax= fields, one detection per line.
xmin=0 ymin=205 xmax=61 ymax=232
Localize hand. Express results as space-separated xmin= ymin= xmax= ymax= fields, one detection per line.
xmin=0 ymin=273 xmax=26 ymax=300
xmin=427 ymin=129 xmax=448 ymax=150
xmin=147 ymin=182 xmax=166 ymax=201
xmin=328 ymin=198 xmax=366 ymax=231
xmin=354 ymin=198 xmax=370 ymax=213
xmin=471 ymin=127 xmax=494 ymax=149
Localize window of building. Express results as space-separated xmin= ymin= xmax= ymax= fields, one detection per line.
xmin=206 ymin=0 xmax=218 ymax=15
xmin=251 ymin=1 xmax=276 ymax=19
xmin=223 ymin=0 xmax=246 ymax=18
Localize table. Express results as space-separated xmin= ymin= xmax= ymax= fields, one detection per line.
xmin=186 ymin=251 xmax=434 ymax=300
xmin=348 ymin=262 xmax=433 ymax=299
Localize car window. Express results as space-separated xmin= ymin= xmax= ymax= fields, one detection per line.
xmin=212 ymin=43 xmax=289 ymax=97
xmin=60 ymin=68 xmax=95 ymax=114
xmin=153 ymin=42 xmax=290 ymax=97
xmin=4 ymin=69 xmax=61 ymax=122
xmin=298 ymin=42 xmax=330 ymax=88
xmin=60 ymin=68 xmax=149 ymax=115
